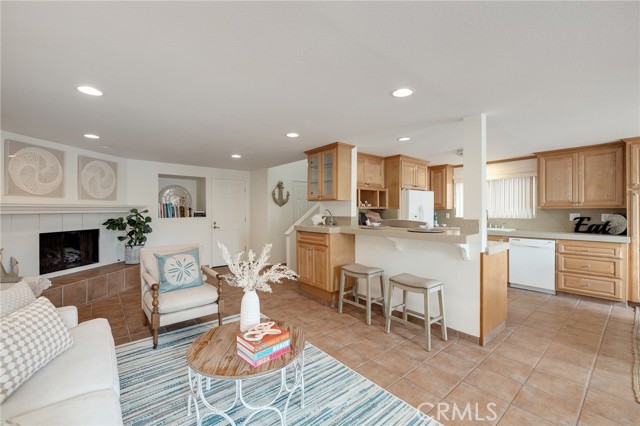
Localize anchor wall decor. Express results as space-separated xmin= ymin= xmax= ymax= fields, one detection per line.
xmin=271 ymin=181 xmax=290 ymax=207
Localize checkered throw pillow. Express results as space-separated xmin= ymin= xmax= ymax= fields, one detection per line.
xmin=0 ymin=281 xmax=36 ymax=318
xmin=0 ymin=297 xmax=73 ymax=403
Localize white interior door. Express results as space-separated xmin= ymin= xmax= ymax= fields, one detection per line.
xmin=210 ymin=178 xmax=247 ymax=266
xmin=293 ymin=180 xmax=312 ymax=222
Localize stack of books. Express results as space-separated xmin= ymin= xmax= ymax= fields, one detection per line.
xmin=158 ymin=203 xmax=194 ymax=218
xmin=236 ymin=323 xmax=290 ymax=368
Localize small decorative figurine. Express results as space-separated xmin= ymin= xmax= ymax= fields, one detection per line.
xmin=0 ymin=248 xmax=22 ymax=283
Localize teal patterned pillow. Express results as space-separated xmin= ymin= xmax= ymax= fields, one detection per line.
xmin=154 ymin=248 xmax=203 ymax=293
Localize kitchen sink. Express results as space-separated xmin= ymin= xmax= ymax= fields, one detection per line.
xmin=487 ymin=227 xmax=516 ymax=232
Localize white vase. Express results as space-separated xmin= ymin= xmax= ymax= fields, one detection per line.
xmin=240 ymin=290 xmax=261 ymax=331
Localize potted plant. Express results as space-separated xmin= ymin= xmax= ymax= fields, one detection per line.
xmin=103 ymin=208 xmax=153 ymax=264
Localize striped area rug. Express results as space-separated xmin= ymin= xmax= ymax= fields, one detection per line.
xmin=116 ymin=316 xmax=440 ymax=426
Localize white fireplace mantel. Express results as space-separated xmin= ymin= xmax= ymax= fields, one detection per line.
xmin=0 ymin=203 xmax=147 ymax=215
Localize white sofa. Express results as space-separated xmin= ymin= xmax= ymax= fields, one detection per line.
xmin=0 ymin=306 xmax=123 ymax=425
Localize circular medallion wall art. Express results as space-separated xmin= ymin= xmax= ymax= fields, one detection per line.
xmin=8 ymin=146 xmax=63 ymax=195
xmin=80 ymin=160 xmax=116 ymax=199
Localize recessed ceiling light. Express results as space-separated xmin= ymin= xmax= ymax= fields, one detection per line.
xmin=391 ymin=88 xmax=413 ymax=98
xmin=286 ymin=133 xmax=299 ymax=138
xmin=99 ymin=145 xmax=111 ymax=149
xmin=84 ymin=134 xmax=100 ymax=139
xmin=77 ymin=86 xmax=103 ymax=96
xmin=397 ymin=137 xmax=411 ymax=142
xmin=231 ymin=154 xmax=242 ymax=159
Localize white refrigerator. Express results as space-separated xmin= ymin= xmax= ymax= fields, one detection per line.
xmin=401 ymin=189 xmax=435 ymax=225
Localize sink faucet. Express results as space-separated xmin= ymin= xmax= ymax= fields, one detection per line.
xmin=324 ymin=209 xmax=337 ymax=226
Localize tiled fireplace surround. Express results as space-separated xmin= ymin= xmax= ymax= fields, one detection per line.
xmin=2 ymin=211 xmax=138 ymax=307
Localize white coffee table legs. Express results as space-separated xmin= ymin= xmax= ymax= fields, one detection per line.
xmin=187 ymin=352 xmax=305 ymax=426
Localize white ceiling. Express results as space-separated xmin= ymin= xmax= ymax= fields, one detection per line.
xmin=2 ymin=1 xmax=638 ymax=171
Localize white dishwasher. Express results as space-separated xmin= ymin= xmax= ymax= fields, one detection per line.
xmin=508 ymin=238 xmax=556 ymax=294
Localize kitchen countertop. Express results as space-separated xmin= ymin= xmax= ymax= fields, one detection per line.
xmin=487 ymin=229 xmax=630 ymax=243
xmin=295 ymin=224 xmax=481 ymax=244
xmin=295 ymin=224 xmax=630 ymax=245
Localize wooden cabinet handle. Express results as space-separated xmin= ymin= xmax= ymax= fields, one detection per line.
xmin=581 ymin=264 xmax=591 ymax=268
xmin=582 ymin=284 xmax=591 ymax=287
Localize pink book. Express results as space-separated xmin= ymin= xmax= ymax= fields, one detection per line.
xmin=237 ymin=346 xmax=291 ymax=368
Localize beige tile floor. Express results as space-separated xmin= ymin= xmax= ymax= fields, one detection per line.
xmin=80 ymin=277 xmax=640 ymax=426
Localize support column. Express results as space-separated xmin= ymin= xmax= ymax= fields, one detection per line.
xmin=463 ymin=114 xmax=487 ymax=252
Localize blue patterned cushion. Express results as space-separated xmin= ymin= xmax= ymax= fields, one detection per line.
xmin=154 ymin=248 xmax=203 ymax=293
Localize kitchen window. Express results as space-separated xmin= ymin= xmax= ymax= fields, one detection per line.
xmin=454 ymin=182 xmax=464 ymax=218
xmin=487 ymin=176 xmax=536 ymax=219
xmin=453 ymin=177 xmax=537 ymax=219
xmin=453 ymin=159 xmax=537 ymax=219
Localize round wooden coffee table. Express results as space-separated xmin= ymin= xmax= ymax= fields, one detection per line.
xmin=186 ymin=320 xmax=305 ymax=426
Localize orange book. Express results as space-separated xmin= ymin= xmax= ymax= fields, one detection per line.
xmin=236 ymin=324 xmax=290 ymax=353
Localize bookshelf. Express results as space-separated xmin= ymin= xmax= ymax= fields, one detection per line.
xmin=157 ymin=174 xmax=206 ymax=218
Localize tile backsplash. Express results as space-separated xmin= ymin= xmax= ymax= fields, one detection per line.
xmin=437 ymin=208 xmax=628 ymax=234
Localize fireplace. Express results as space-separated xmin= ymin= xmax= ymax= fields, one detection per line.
xmin=39 ymin=229 xmax=99 ymax=274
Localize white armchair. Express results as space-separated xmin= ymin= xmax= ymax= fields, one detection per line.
xmin=139 ymin=244 xmax=223 ymax=348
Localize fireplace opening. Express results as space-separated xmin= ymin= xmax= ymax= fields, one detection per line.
xmin=39 ymin=229 xmax=99 ymax=274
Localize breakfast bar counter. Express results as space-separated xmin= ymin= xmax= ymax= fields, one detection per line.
xmin=294 ymin=222 xmax=487 ymax=341
xmin=294 ymin=224 xmax=481 ymax=244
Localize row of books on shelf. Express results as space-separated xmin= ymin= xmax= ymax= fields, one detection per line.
xmin=157 ymin=203 xmax=205 ymax=218
xmin=236 ymin=323 xmax=290 ymax=368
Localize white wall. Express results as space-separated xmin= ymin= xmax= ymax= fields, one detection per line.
xmin=250 ymin=168 xmax=269 ymax=255
xmin=0 ymin=131 xmax=250 ymax=275
xmin=0 ymin=131 xmax=128 ymax=205
xmin=249 ymin=160 xmax=308 ymax=264
xmin=126 ymin=158 xmax=250 ymax=265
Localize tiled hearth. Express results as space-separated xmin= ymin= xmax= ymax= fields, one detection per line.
xmin=43 ymin=262 xmax=140 ymax=308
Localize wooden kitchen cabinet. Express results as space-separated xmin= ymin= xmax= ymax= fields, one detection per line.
xmin=480 ymin=250 xmax=508 ymax=346
xmin=624 ymin=137 xmax=640 ymax=302
xmin=401 ymin=159 xmax=428 ymax=189
xmin=296 ymin=231 xmax=354 ymax=301
xmin=305 ymin=142 xmax=354 ymax=201
xmin=429 ymin=164 xmax=454 ymax=209
xmin=384 ymin=155 xmax=430 ymax=209
xmin=556 ymin=239 xmax=627 ymax=301
xmin=357 ymin=153 xmax=385 ymax=188
xmin=537 ymin=143 xmax=625 ymax=208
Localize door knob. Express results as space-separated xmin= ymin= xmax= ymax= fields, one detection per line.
xmin=213 ymin=221 xmax=220 ymax=229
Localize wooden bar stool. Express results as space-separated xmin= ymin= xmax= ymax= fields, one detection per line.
xmin=385 ymin=273 xmax=447 ymax=351
xmin=338 ymin=263 xmax=385 ymax=325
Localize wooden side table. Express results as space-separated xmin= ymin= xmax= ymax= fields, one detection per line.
xmin=186 ymin=320 xmax=305 ymax=426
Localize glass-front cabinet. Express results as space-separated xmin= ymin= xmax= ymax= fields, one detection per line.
xmin=304 ymin=142 xmax=354 ymax=201
xmin=308 ymin=153 xmax=321 ymax=200
xmin=322 ymin=149 xmax=335 ymax=199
